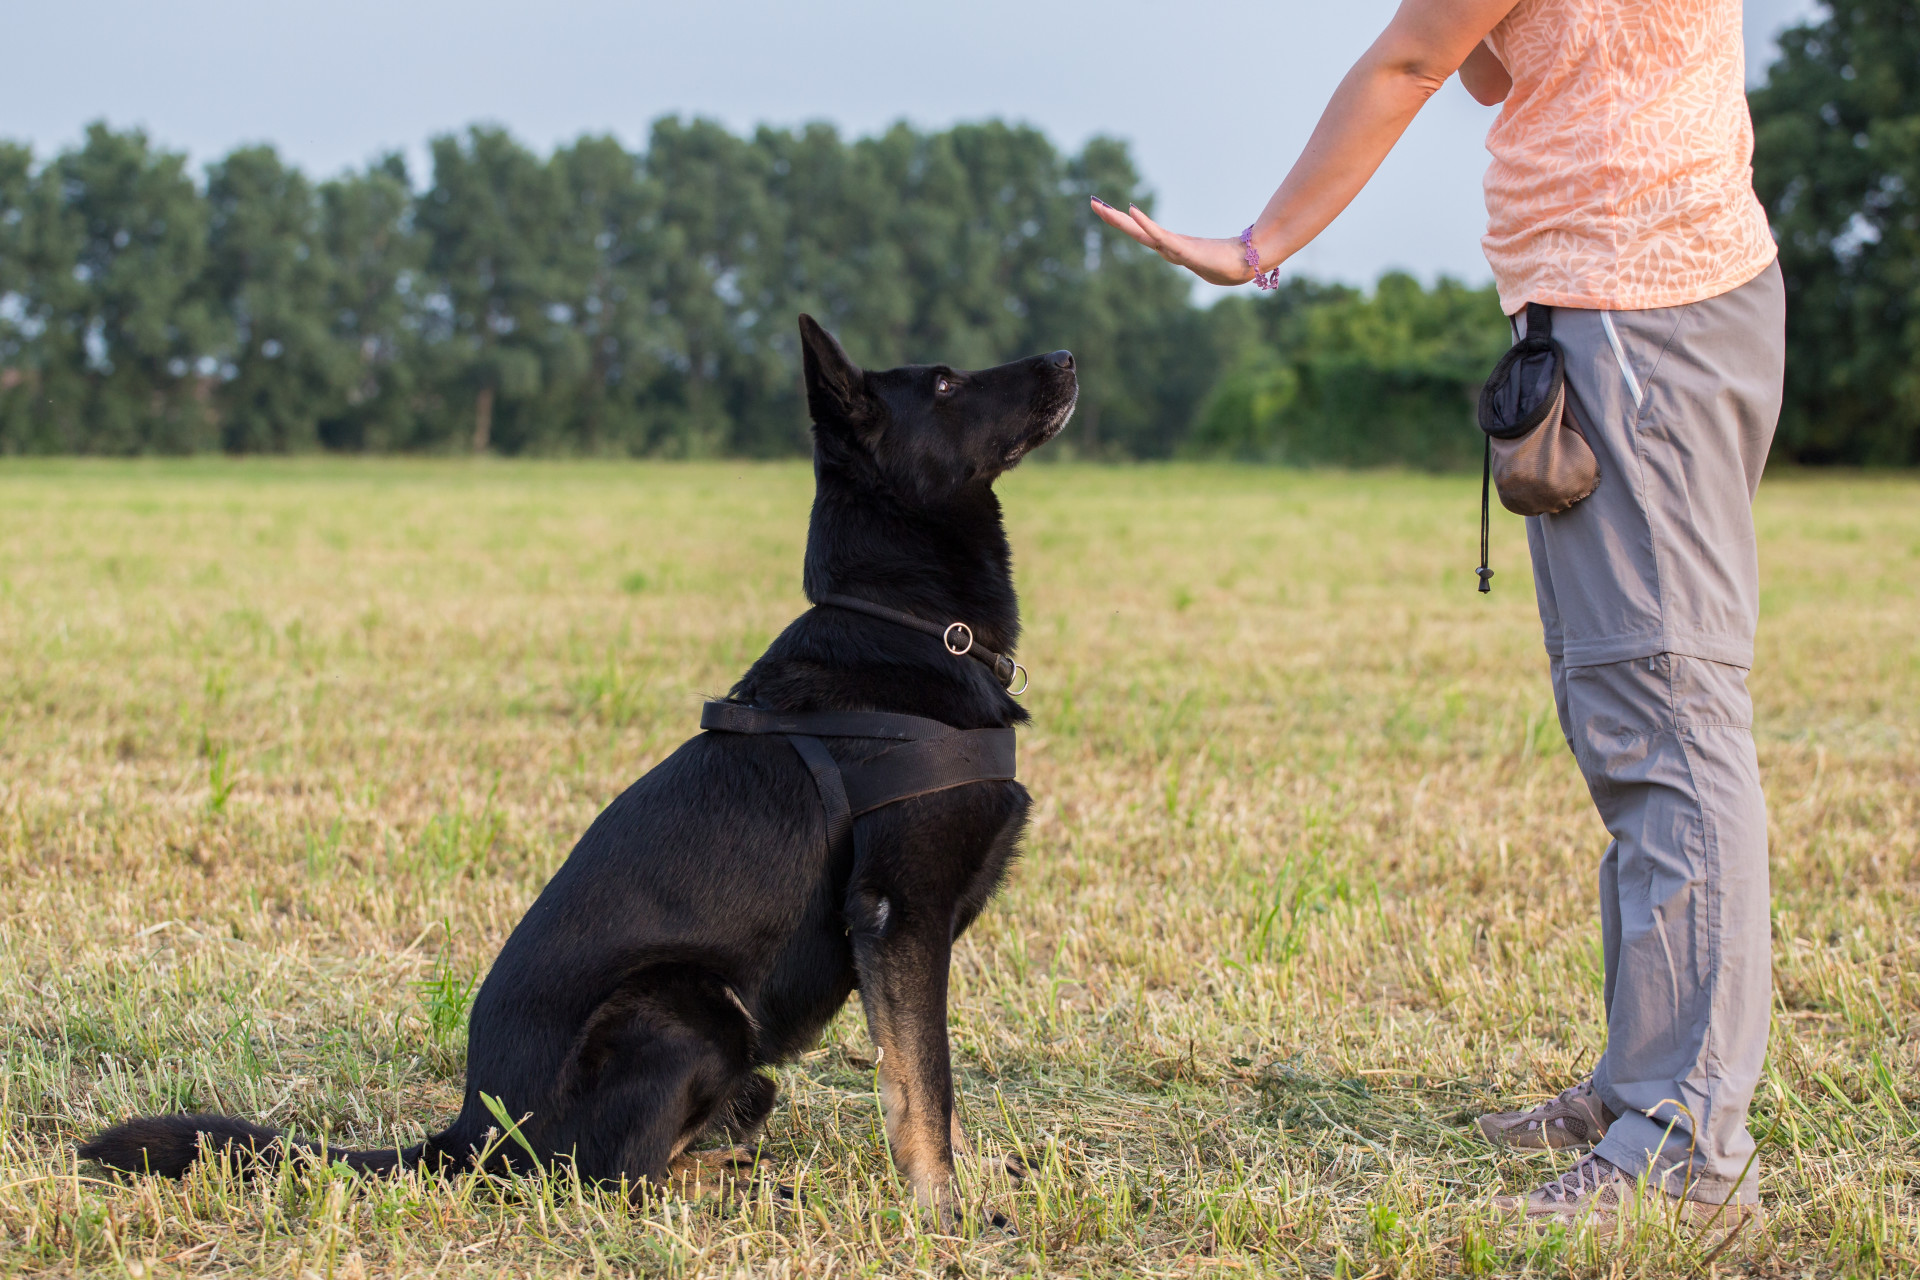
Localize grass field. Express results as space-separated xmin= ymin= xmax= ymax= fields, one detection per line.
xmin=0 ymin=459 xmax=1914 ymax=1279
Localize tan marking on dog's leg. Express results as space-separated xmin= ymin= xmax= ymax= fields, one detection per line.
xmin=853 ymin=915 xmax=963 ymax=1213
xmin=866 ymin=1020 xmax=955 ymax=1210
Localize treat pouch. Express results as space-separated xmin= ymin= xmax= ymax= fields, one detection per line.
xmin=1477 ymin=302 xmax=1599 ymax=517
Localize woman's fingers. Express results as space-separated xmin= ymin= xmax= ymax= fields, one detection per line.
xmin=1089 ymin=197 xmax=1180 ymax=258
xmin=1088 ymin=198 xmax=1260 ymax=286
xmin=1125 ymin=205 xmax=1186 ymax=260
xmin=1090 ymin=198 xmax=1187 ymax=260
xmin=1126 ymin=205 xmax=1172 ymax=246
xmin=1090 ymin=198 xmax=1155 ymax=248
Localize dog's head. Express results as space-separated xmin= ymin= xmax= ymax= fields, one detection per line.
xmin=797 ymin=315 xmax=1076 ymax=496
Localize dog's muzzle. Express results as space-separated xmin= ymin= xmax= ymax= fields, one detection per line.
xmin=1005 ymin=376 xmax=1078 ymax=463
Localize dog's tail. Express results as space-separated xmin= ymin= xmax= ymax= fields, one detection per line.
xmin=78 ymin=1113 xmax=431 ymax=1180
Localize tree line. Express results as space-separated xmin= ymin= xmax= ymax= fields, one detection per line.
xmin=0 ymin=0 xmax=1913 ymax=465
xmin=0 ymin=119 xmax=1236 ymax=458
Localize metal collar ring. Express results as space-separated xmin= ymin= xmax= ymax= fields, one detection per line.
xmin=814 ymin=593 xmax=1025 ymax=695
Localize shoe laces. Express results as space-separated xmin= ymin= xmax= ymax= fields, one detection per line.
xmin=1537 ymin=1155 xmax=1621 ymax=1204
xmin=1523 ymin=1080 xmax=1595 ymax=1132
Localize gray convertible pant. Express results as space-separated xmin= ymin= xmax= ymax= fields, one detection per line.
xmin=1522 ymin=261 xmax=1784 ymax=1204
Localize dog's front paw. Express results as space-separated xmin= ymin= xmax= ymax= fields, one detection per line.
xmin=917 ymin=1199 xmax=1017 ymax=1238
xmin=947 ymin=1202 xmax=1019 ymax=1237
xmin=960 ymin=1148 xmax=1027 ymax=1186
xmin=949 ymin=1153 xmax=1025 ymax=1234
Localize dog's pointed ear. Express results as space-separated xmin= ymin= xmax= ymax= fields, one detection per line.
xmin=798 ymin=314 xmax=876 ymax=432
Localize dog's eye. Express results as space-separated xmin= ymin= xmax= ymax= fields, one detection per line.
xmin=934 ymin=376 xmax=953 ymax=396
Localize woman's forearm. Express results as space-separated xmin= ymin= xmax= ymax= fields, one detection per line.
xmin=1245 ymin=57 xmax=1451 ymax=264
xmin=1087 ymin=0 xmax=1518 ymax=284
xmin=1246 ymin=0 xmax=1519 ymax=267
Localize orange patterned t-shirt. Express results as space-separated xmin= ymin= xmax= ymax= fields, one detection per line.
xmin=1480 ymin=0 xmax=1777 ymax=315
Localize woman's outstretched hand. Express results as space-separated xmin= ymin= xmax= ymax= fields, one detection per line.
xmin=1090 ymin=199 xmax=1261 ymax=287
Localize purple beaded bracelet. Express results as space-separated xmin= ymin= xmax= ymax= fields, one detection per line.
xmin=1240 ymin=226 xmax=1281 ymax=290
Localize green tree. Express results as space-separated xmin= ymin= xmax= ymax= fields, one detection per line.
xmin=316 ymin=155 xmax=425 ymax=450
xmin=0 ymin=145 xmax=100 ymax=453
xmin=748 ymin=120 xmax=909 ymax=452
xmin=884 ymin=121 xmax=1068 ymax=369
xmin=762 ymin=121 xmax=911 ymax=371
xmin=205 ymin=144 xmax=353 ymax=451
xmin=0 ymin=143 xmax=28 ymax=330
xmin=1188 ymin=272 xmax=1509 ymax=469
xmin=0 ymin=141 xmax=37 ymax=448
xmin=417 ymin=127 xmax=578 ymax=453
xmin=541 ymin=135 xmax=671 ymax=453
xmin=1751 ymin=0 xmax=1920 ymax=464
xmin=44 ymin=125 xmax=224 ymax=452
xmin=641 ymin=117 xmax=783 ymax=455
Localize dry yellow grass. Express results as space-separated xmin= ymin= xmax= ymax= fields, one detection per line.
xmin=0 ymin=458 xmax=1914 ymax=1278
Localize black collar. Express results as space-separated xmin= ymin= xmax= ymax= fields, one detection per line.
xmin=812 ymin=593 xmax=1027 ymax=694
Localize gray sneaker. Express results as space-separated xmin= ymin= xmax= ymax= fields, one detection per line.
xmin=1476 ymin=1079 xmax=1615 ymax=1151
xmin=1493 ymin=1154 xmax=1763 ymax=1241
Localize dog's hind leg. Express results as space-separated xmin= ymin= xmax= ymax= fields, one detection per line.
xmin=548 ymin=966 xmax=758 ymax=1191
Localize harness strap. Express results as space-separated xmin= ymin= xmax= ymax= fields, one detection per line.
xmin=700 ymin=700 xmax=952 ymax=741
xmin=813 ymin=593 xmax=1027 ymax=694
xmin=784 ymin=734 xmax=852 ymax=859
xmin=700 ymin=701 xmax=1017 ymax=841
xmin=841 ymin=731 xmax=1016 ymax=817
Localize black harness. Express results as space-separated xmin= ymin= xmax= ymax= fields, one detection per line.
xmin=698 ymin=595 xmax=1024 ymax=860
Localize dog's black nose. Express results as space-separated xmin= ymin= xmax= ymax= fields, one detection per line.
xmin=1045 ymin=350 xmax=1074 ymax=371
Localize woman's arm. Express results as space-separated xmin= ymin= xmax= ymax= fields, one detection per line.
xmin=1093 ymin=0 xmax=1521 ymax=285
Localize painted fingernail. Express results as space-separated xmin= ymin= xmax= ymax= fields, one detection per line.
xmin=1091 ymin=196 xmax=1113 ymax=209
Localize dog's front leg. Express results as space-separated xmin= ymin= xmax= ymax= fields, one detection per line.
xmin=848 ymin=894 xmax=958 ymax=1213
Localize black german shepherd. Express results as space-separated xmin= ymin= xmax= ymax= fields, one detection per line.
xmin=81 ymin=315 xmax=1076 ymax=1215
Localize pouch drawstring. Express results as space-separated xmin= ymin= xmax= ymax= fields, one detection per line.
xmin=1477 ymin=435 xmax=1494 ymax=593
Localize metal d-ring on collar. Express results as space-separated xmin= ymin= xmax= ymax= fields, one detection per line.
xmin=814 ymin=593 xmax=1029 ymax=695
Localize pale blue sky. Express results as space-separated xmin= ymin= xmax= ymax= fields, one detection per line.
xmin=1 ymin=0 xmax=1819 ymax=294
